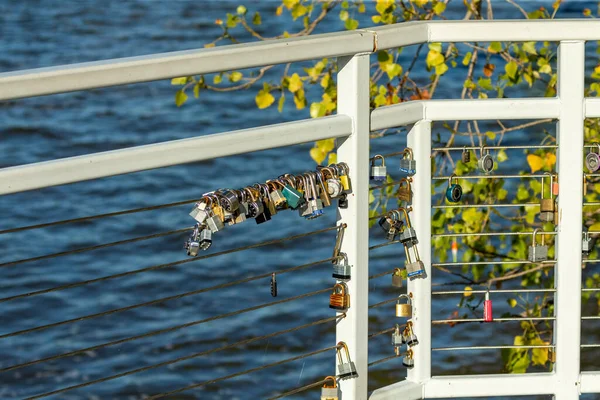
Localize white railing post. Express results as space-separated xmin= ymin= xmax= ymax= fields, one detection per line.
xmin=554 ymin=40 xmax=585 ymax=399
xmin=407 ymin=120 xmax=432 ymax=385
xmin=336 ymin=53 xmax=371 ymax=400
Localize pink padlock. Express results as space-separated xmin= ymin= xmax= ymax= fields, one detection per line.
xmin=483 ymin=291 xmax=493 ymax=322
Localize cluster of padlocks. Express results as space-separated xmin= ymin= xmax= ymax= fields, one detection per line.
xmin=320 ymin=342 xmax=358 ymax=399
xmin=394 ymin=294 xmax=418 ymax=367
xmin=584 ymin=144 xmax=599 ymax=256
xmin=183 ymin=163 xmax=352 ymax=256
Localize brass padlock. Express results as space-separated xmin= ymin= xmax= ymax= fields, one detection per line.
xmin=397 ymin=177 xmax=412 ymax=203
xmin=396 ymin=293 xmax=412 ymax=318
xmin=539 ymin=172 xmax=556 ymax=222
xmin=391 ymin=268 xmax=403 ymax=288
xmin=329 ymin=283 xmax=350 ymax=311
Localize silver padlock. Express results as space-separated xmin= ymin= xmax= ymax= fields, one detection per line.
xmin=321 ymin=376 xmax=339 ymax=400
xmin=462 ymin=146 xmax=470 ymax=163
xmin=370 ymin=154 xmax=387 ymax=181
xmin=404 ymin=321 xmax=419 ymax=347
xmin=405 ymin=243 xmax=425 ymax=279
xmin=267 ymin=181 xmax=287 ymax=209
xmin=205 ymin=210 xmax=224 ymax=233
xmin=399 ymin=148 xmax=416 ymax=175
xmin=391 ymin=324 xmax=404 ymax=347
xmin=391 ymin=268 xmax=403 ymax=288
xmin=586 ymin=143 xmax=600 ymax=173
xmin=583 ymin=230 xmax=594 ymax=257
xmin=199 ymin=228 xmax=212 ymax=250
xmin=402 ymin=349 xmax=414 ymax=368
xmin=189 ymin=200 xmax=209 ymax=224
xmin=398 ymin=207 xmax=418 ymax=246
xmin=539 ymin=172 xmax=556 ymax=222
xmin=478 ymin=145 xmax=494 ymax=174
xmin=332 ymin=253 xmax=352 ymax=280
xmin=185 ymin=225 xmax=201 ymax=257
xmin=336 ymin=342 xmax=358 ymax=380
xmin=528 ymin=228 xmax=549 ymax=262
xmin=217 ymin=189 xmax=240 ymax=212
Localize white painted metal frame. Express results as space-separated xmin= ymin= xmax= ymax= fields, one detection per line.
xmin=0 ymin=19 xmax=598 ymax=400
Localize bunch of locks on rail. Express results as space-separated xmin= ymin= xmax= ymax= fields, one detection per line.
xmin=183 ymin=162 xmax=352 ymax=256
xmin=319 ymin=342 xmax=358 ymax=399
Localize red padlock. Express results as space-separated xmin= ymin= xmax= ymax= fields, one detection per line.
xmin=483 ymin=291 xmax=493 ymax=322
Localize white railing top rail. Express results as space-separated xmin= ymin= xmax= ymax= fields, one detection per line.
xmin=3 ymin=20 xmax=600 ymax=101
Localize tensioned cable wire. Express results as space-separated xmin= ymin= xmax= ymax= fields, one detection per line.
xmin=432 ymin=145 xmax=557 ymax=151
xmin=369 ymin=269 xmax=396 ymax=280
xmin=433 ymin=203 xmax=540 ymax=209
xmin=0 ymin=198 xmax=199 ymax=235
xmin=433 ymin=345 xmax=554 ymax=351
xmin=0 ymin=258 xmax=337 ymax=339
xmin=433 ymin=260 xmax=557 ymax=267
xmin=267 ymin=378 xmax=332 ymax=400
xmin=433 ymin=288 xmax=555 ymax=295
xmin=432 ymin=316 xmax=554 ymax=324
xmin=368 ymin=353 xmax=402 ymax=367
xmin=368 ymin=326 xmax=398 ymax=339
xmin=369 ymin=239 xmax=402 ymax=251
xmin=0 ymin=227 xmax=192 ymax=268
xmin=432 ymin=231 xmax=558 ymax=238
xmin=369 ymin=298 xmax=397 ymax=309
xmin=141 ymin=346 xmax=340 ymax=400
xmin=1 ymin=288 xmax=332 ymax=373
xmin=22 ymin=315 xmax=343 ymax=399
xmin=0 ymin=226 xmax=339 ymax=303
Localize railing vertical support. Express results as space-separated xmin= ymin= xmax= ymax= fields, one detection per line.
xmin=554 ymin=40 xmax=585 ymax=400
xmin=407 ymin=120 xmax=432 ymax=385
xmin=336 ymin=53 xmax=371 ymax=400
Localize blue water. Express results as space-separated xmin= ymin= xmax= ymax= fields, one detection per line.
xmin=0 ymin=1 xmax=597 ymax=399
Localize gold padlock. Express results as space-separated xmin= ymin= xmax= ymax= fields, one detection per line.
xmin=396 ymin=293 xmax=412 ymax=318
xmin=539 ymin=172 xmax=556 ymax=222
xmin=329 ymin=283 xmax=350 ymax=311
xmin=397 ymin=177 xmax=412 ymax=203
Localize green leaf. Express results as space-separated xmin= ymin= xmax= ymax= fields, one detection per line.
xmin=507 ymin=298 xmax=517 ymax=308
xmin=283 ymin=0 xmax=298 ymax=10
xmin=316 ymin=138 xmax=335 ymax=153
xmin=327 ymin=152 xmax=337 ymax=165
xmin=523 ymin=41 xmax=537 ymax=55
xmin=310 ymin=102 xmax=326 ymax=118
xmin=310 ymin=147 xmax=326 ymax=165
xmin=236 ymin=5 xmax=247 ymax=15
xmin=175 ymin=90 xmax=188 ymax=107
xmin=229 ymin=71 xmax=243 ymax=83
xmin=213 ymin=74 xmax=222 ymax=84
xmin=497 ymin=149 xmax=508 ymax=163
xmin=171 ymin=77 xmax=187 ymax=85
xmin=288 ymin=73 xmax=303 ymax=93
xmin=291 ymin=3 xmax=307 ymax=20
xmin=385 ymin=63 xmax=403 ymax=79
xmin=488 ymin=42 xmax=502 ymax=53
xmin=255 ymin=88 xmax=275 ymax=109
xmin=426 ymin=50 xmax=444 ymax=68
xmin=339 ymin=10 xmax=349 ymax=21
xmin=433 ymin=2 xmax=446 ymax=15
xmin=193 ymin=83 xmax=200 ymax=99
xmin=428 ymin=42 xmax=442 ymax=53
xmin=277 ymin=95 xmax=285 ymax=113
xmin=486 ymin=131 xmax=496 ymax=140
xmin=462 ymin=52 xmax=472 ymax=66
xmin=478 ymin=78 xmax=494 ymax=91
xmin=252 ymin=12 xmax=261 ymax=25
xmin=345 ymin=18 xmax=359 ymax=30
xmin=506 ymin=61 xmax=518 ymax=80
xmin=435 ymin=63 xmax=448 ymax=76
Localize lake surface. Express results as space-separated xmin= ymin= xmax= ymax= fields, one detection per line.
xmin=0 ymin=1 xmax=597 ymax=399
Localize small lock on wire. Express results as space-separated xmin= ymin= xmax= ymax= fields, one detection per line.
xmin=483 ymin=290 xmax=493 ymax=322
xmin=370 ymin=154 xmax=387 ymax=181
xmin=445 ymin=174 xmax=462 ymax=203
xmin=321 ymin=376 xmax=339 ymax=400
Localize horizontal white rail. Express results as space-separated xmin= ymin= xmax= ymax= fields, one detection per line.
xmin=0 ymin=115 xmax=351 ymax=195
xmin=423 ymin=374 xmax=556 ymax=398
xmin=370 ymin=98 xmax=560 ymax=129
xmin=580 ymin=372 xmax=600 ymax=393
xmin=3 ymin=20 xmax=600 ymax=101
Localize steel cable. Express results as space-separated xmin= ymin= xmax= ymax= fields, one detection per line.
xmin=369 ymin=298 xmax=397 ymax=309
xmin=140 ymin=346 xmax=339 ymax=400
xmin=368 ymin=353 xmax=402 ymax=367
xmin=0 ymin=258 xmax=336 ymax=340
xmin=368 ymin=326 xmax=397 ymax=339
xmin=22 ymin=315 xmax=343 ymax=399
xmin=0 ymin=227 xmax=193 ymax=268
xmin=369 ymin=269 xmax=396 ymax=280
xmin=0 ymin=198 xmax=199 ymax=235
xmin=0 ymin=288 xmax=332 ymax=373
xmin=0 ymin=226 xmax=339 ymax=303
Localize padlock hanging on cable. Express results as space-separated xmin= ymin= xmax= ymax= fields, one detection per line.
xmin=321 ymin=376 xmax=339 ymax=400
xmin=539 ymin=172 xmax=556 ymax=223
xmin=403 ymin=321 xmax=419 ymax=347
xmin=399 ymin=148 xmax=416 ymax=176
xmin=396 ymin=177 xmax=412 ymax=204
xmin=336 ymin=341 xmax=358 ymax=379
xmin=402 ymin=348 xmax=415 ymax=368
xmin=445 ymin=174 xmax=462 ymax=203
xmin=329 ymin=283 xmax=350 ymax=311
xmin=585 ymin=143 xmax=600 ymax=173
xmin=332 ymin=253 xmax=352 ymax=281
xmin=477 ymin=145 xmax=494 ymax=174
xmin=370 ymin=154 xmax=387 ymax=181
xmin=396 ymin=293 xmax=413 ymax=318
xmin=528 ymin=228 xmax=549 ymax=263
xmin=398 ymin=207 xmax=418 ymax=246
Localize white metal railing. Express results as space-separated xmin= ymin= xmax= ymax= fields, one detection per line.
xmin=1 ymin=19 xmax=600 ymax=400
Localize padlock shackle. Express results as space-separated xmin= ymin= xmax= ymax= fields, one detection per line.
xmin=332 ymin=282 xmax=347 ymax=295
xmin=448 ymin=173 xmax=458 ymax=186
xmin=591 ymin=142 xmax=600 ymax=155
xmin=372 ymin=154 xmax=385 ymax=167
xmin=336 ymin=252 xmax=349 ymax=265
xmin=532 ymin=228 xmax=546 ymax=246
xmin=397 ymin=207 xmax=413 ymax=228
xmin=542 ymin=172 xmax=555 ymax=199
xmin=336 ymin=341 xmax=351 ymax=362
xmin=393 ymin=267 xmax=403 ymax=276
xmin=397 ymin=293 xmax=412 ymax=304
xmin=402 ymin=147 xmax=414 ymax=161
xmin=323 ymin=376 xmax=337 ymax=388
